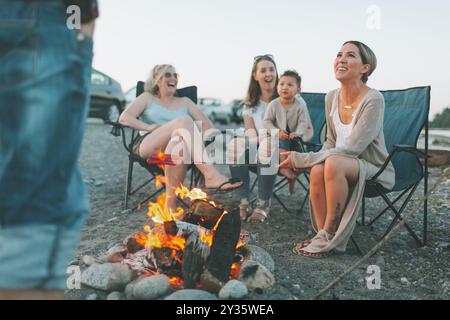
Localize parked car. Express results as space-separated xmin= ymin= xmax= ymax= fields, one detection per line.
xmin=230 ymin=99 xmax=244 ymax=124
xmin=125 ymin=85 xmax=137 ymax=105
xmin=197 ymin=97 xmax=227 ymax=123
xmin=89 ymin=69 xmax=126 ymax=123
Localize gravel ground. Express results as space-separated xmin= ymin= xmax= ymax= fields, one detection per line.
xmin=66 ymin=119 xmax=450 ymax=300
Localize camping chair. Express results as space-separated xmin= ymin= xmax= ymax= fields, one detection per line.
xmin=107 ymin=81 xmax=202 ymax=210
xmin=360 ymin=86 xmax=430 ymax=246
xmin=270 ymin=93 xmax=327 ymax=214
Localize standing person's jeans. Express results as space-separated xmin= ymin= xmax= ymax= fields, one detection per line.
xmin=0 ymin=1 xmax=93 ymax=289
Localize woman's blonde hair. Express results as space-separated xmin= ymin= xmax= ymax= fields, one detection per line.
xmin=344 ymin=41 xmax=377 ymax=83
xmin=144 ymin=64 xmax=174 ymax=95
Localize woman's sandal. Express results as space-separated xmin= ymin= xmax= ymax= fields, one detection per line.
xmin=247 ymin=206 xmax=269 ymax=223
xmin=297 ymin=249 xmax=330 ymax=259
xmin=292 ymin=239 xmax=312 ymax=254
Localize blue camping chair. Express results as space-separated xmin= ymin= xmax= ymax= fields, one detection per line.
xmin=107 ymin=81 xmax=202 ymax=210
xmin=361 ymin=86 xmax=430 ymax=245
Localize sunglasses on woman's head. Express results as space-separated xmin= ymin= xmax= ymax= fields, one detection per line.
xmin=163 ymin=72 xmax=178 ymax=79
xmin=254 ymin=54 xmax=274 ymax=62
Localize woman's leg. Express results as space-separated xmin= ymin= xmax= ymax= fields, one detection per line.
xmin=257 ymin=164 xmax=277 ymax=208
xmin=323 ymin=156 xmax=359 ymax=234
xmin=309 ymin=163 xmax=327 ymax=230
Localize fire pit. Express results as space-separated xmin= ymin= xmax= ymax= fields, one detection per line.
xmin=124 ymin=184 xmax=245 ymax=292
xmin=79 ymin=177 xmax=275 ymax=300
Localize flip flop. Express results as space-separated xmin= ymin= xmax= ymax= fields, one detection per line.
xmin=202 ymin=178 xmax=243 ymax=194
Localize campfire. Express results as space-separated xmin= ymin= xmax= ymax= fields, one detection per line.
xmin=79 ymin=153 xmax=275 ymax=299
xmin=124 ymin=166 xmax=246 ymax=292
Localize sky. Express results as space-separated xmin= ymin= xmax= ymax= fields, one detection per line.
xmin=92 ymin=0 xmax=450 ymax=118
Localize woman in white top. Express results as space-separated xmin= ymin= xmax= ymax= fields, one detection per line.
xmin=280 ymin=41 xmax=394 ymax=258
xmin=228 ymin=55 xmax=279 ymax=223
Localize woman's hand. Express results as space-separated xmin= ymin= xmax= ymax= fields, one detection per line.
xmin=279 ymin=130 xmax=289 ymax=141
xmin=279 ymin=151 xmax=293 ymax=169
xmin=279 ymin=151 xmax=303 ymax=173
xmin=289 ymin=132 xmax=299 ymax=140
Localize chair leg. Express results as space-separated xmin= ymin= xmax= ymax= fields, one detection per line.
xmin=124 ymin=158 xmax=134 ymax=210
xmin=350 ymin=235 xmax=364 ymax=256
xmin=273 ymin=191 xmax=292 ymax=213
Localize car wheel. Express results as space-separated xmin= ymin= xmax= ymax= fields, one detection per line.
xmin=104 ymin=104 xmax=120 ymax=123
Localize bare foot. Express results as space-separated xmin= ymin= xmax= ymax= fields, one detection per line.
xmin=204 ymin=174 xmax=242 ymax=191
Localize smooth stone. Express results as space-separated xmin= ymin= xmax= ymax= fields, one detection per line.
xmin=218 ymin=280 xmax=248 ymax=300
xmin=81 ymin=263 xmax=134 ymax=291
xmin=132 ymin=275 xmax=171 ymax=300
xmin=107 ymin=291 xmax=124 ymax=300
xmin=164 ymin=289 xmax=218 ymax=300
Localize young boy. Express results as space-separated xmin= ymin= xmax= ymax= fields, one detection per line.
xmin=263 ymin=70 xmax=313 ymax=193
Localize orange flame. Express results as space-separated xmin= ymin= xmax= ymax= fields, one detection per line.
xmin=146 ymin=193 xmax=184 ymax=223
xmin=168 ymin=276 xmax=183 ymax=287
xmin=137 ymin=225 xmax=186 ymax=251
xmin=155 ymin=175 xmax=166 ymax=189
xmin=230 ymin=262 xmax=241 ymax=279
xmin=175 ymin=185 xmax=208 ymax=201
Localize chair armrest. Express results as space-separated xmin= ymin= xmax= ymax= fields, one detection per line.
xmin=105 ymin=120 xmax=133 ymax=153
xmin=370 ymin=144 xmax=428 ymax=181
xmin=392 ymin=144 xmax=428 ymax=158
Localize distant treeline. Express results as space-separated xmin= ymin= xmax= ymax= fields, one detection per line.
xmin=430 ymin=108 xmax=450 ymax=129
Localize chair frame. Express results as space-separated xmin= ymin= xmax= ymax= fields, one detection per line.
xmin=359 ymin=86 xmax=431 ymax=246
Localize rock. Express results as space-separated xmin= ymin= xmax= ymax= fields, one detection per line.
xmin=81 ymin=263 xmax=134 ymax=291
xmin=82 ymin=255 xmax=101 ymax=266
xmin=107 ymin=291 xmax=124 ymax=300
xmin=132 ymin=275 xmax=171 ymax=300
xmin=218 ymin=280 xmax=248 ymax=300
xmin=124 ymin=276 xmax=146 ymax=300
xmin=238 ymin=260 xmax=275 ymax=291
xmin=240 ymin=245 xmax=275 ymax=273
xmin=400 ymin=277 xmax=410 ymax=286
xmin=86 ymin=293 xmax=98 ymax=300
xmin=164 ymin=289 xmax=218 ymax=300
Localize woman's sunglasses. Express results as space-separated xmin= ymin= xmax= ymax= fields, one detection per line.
xmin=163 ymin=72 xmax=178 ymax=79
xmin=254 ymin=54 xmax=274 ymax=62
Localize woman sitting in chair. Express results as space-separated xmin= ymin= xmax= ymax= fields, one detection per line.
xmin=280 ymin=41 xmax=395 ymax=258
xmin=229 ymin=55 xmax=312 ymax=223
xmin=119 ymin=64 xmax=242 ymax=212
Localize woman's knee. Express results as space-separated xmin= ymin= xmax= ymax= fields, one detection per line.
xmin=310 ymin=164 xmax=325 ymax=190
xmin=324 ymin=156 xmax=346 ymax=181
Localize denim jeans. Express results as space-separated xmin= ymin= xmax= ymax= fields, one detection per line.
xmin=229 ymin=164 xmax=277 ymax=207
xmin=0 ymin=0 xmax=93 ymax=289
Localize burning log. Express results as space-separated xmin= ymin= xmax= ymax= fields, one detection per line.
xmin=183 ymin=199 xmax=224 ymax=230
xmin=182 ymin=232 xmax=210 ymax=289
xmin=200 ymin=208 xmax=241 ymax=292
